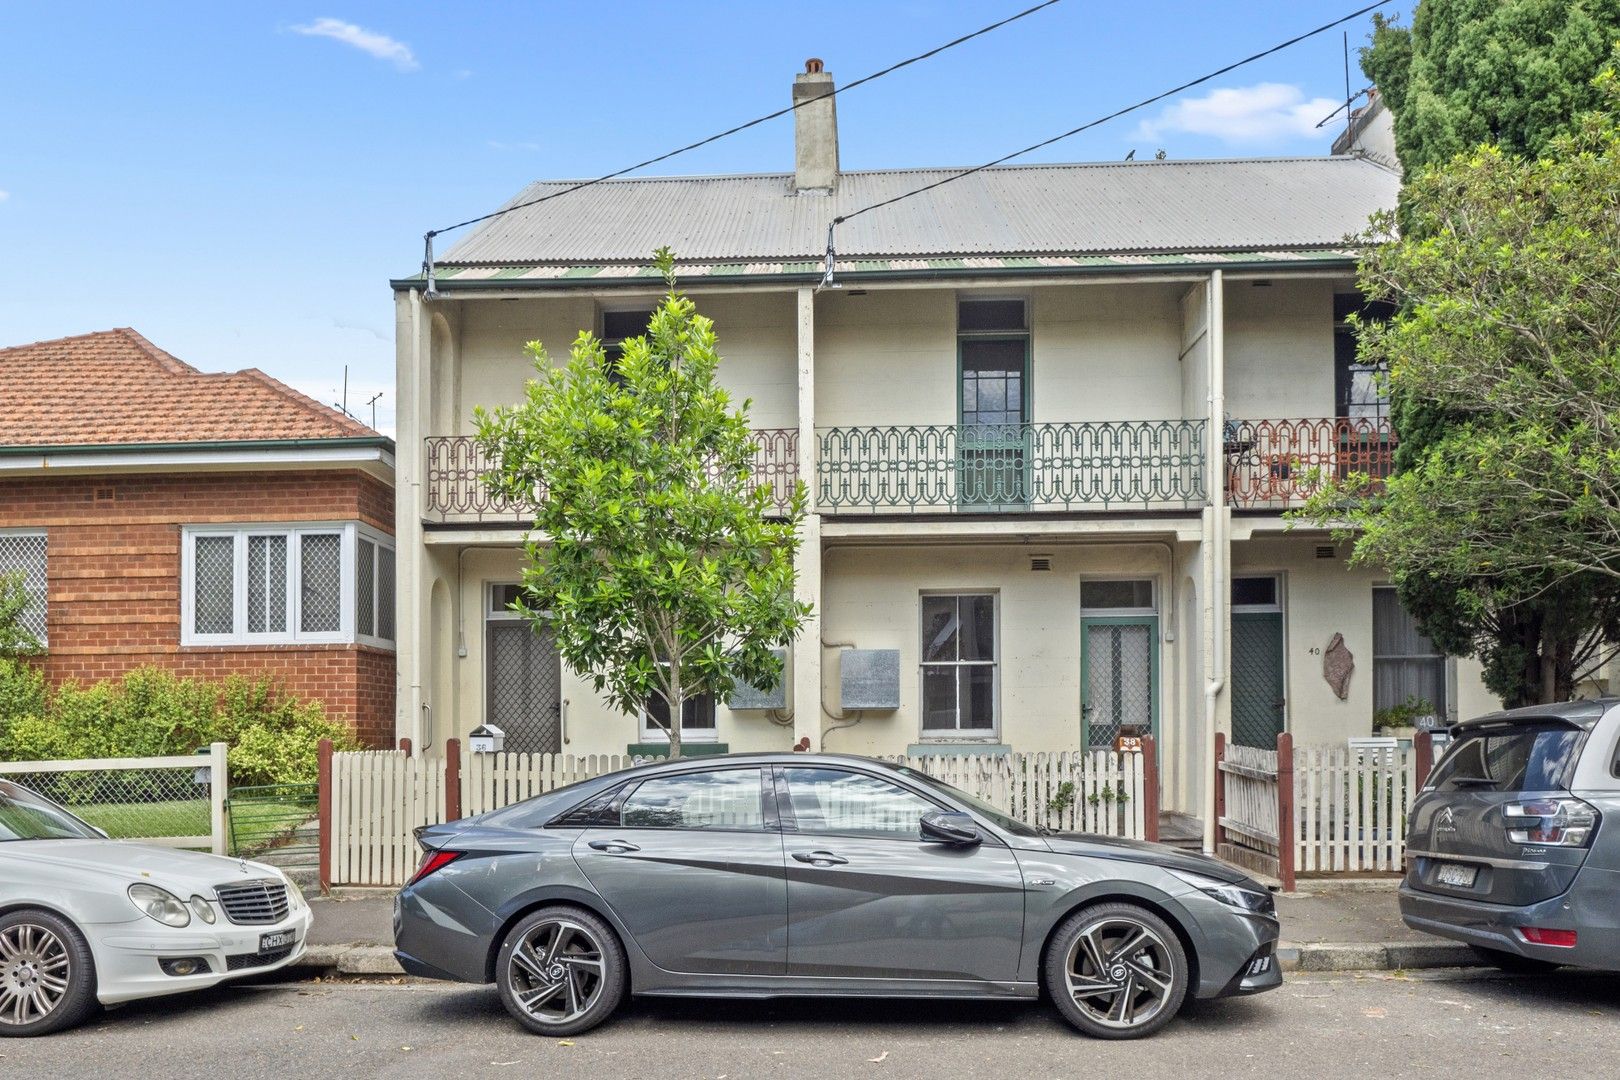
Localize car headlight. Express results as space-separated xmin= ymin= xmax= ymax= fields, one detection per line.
xmin=128 ymin=883 xmax=191 ymax=927
xmin=286 ymin=878 xmax=306 ymax=911
xmin=1167 ymin=868 xmax=1274 ymax=913
xmin=189 ymin=895 xmax=217 ymax=924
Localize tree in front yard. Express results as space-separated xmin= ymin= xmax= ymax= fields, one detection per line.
xmin=474 ymin=248 xmax=810 ymax=757
xmin=1300 ymin=60 xmax=1620 ymax=703
xmin=0 ymin=571 xmax=41 ymax=658
xmin=1346 ymin=10 xmax=1620 ymax=705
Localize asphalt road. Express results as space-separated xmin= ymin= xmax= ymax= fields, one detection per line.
xmin=5 ymin=969 xmax=1618 ymax=1079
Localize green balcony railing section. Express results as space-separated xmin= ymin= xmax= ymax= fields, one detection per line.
xmin=817 ymin=420 xmax=1208 ymax=513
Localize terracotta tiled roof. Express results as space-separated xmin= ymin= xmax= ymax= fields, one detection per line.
xmin=0 ymin=329 xmax=381 ymax=447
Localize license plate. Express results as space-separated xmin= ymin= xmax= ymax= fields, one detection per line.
xmin=258 ymin=930 xmax=297 ymax=952
xmin=1436 ymin=863 xmax=1478 ymax=888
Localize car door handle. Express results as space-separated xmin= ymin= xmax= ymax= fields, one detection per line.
xmin=792 ymin=850 xmax=848 ymax=866
xmin=588 ymin=840 xmax=641 ymax=854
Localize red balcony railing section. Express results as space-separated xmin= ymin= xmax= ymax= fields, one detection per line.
xmin=1224 ymin=417 xmax=1396 ymax=509
xmin=425 ymin=431 xmax=800 ymax=524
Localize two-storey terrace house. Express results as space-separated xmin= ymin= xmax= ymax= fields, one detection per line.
xmin=390 ymin=63 xmax=1502 ymax=835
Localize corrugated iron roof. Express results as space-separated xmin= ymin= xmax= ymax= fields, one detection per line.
xmin=440 ymin=157 xmax=1397 ymax=267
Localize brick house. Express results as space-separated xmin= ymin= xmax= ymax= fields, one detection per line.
xmin=0 ymin=329 xmax=397 ymax=746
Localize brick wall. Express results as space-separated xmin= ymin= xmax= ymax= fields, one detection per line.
xmin=0 ymin=468 xmax=396 ymax=747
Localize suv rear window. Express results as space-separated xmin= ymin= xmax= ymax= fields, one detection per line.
xmin=1428 ymin=723 xmax=1583 ymax=793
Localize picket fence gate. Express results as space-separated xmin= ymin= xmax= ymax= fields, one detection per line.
xmin=321 ymin=743 xmax=1152 ymax=888
xmin=1293 ymin=743 xmax=1418 ymax=874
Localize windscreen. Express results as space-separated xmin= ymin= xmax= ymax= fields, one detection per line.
xmin=0 ymin=782 xmax=102 ymax=841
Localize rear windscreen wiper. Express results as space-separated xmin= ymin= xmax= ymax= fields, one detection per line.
xmin=1447 ymin=776 xmax=1499 ymax=787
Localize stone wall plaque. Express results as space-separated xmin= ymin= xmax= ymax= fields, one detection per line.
xmin=1323 ymin=632 xmax=1354 ymax=700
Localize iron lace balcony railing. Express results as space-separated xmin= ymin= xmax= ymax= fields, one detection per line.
xmin=816 ymin=420 xmax=1207 ymax=513
xmin=1224 ymin=416 xmax=1396 ymax=509
xmin=424 ymin=430 xmax=800 ymax=524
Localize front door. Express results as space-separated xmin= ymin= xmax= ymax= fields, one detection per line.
xmin=1231 ymin=613 xmax=1285 ymax=748
xmin=1081 ymin=617 xmax=1159 ymax=750
xmin=776 ymin=765 xmax=1025 ymax=983
xmin=572 ymin=766 xmax=786 ymax=975
xmin=486 ymin=618 xmax=562 ymax=755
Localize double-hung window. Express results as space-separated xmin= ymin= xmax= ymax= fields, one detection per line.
xmin=1372 ymin=586 xmax=1446 ymax=720
xmin=643 ymin=687 xmax=718 ymax=744
xmin=920 ymin=592 xmax=998 ymax=738
xmin=0 ymin=531 xmax=48 ymax=647
xmin=183 ymin=523 xmax=395 ymax=647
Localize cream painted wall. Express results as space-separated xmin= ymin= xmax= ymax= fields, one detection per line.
xmin=817 ymin=543 xmax=1183 ymax=759
xmin=443 ymin=546 xmax=797 ymax=757
xmin=449 ymin=292 xmax=799 ymax=434
xmin=1233 ymin=536 xmax=1504 ymax=747
xmin=1224 ymin=279 xmax=1341 ymax=420
xmin=814 ymin=288 xmax=957 ymax=427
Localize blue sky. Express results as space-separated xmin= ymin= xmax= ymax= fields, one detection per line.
xmin=1 ymin=2 xmax=1396 ymax=436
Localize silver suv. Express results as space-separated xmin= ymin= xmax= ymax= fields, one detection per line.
xmin=1401 ymin=699 xmax=1620 ymax=972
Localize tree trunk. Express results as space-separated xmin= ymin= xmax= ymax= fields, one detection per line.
xmin=666 ymin=672 xmax=683 ymax=759
xmin=1539 ymin=620 xmax=1559 ymax=705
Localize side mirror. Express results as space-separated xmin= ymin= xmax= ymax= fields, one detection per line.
xmin=920 ymin=810 xmax=981 ymax=846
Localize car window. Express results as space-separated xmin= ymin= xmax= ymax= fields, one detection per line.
xmin=0 ymin=782 xmax=102 ymax=841
xmin=894 ymin=765 xmax=1039 ymax=838
xmin=620 ymin=769 xmax=765 ymax=831
xmin=1428 ymin=724 xmax=1584 ymax=793
xmin=782 ymin=767 xmax=939 ymax=840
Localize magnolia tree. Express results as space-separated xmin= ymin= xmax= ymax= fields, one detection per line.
xmin=1300 ymin=67 xmax=1620 ymax=700
xmin=475 ymin=249 xmax=810 ymax=756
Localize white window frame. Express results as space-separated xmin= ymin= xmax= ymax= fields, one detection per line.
xmin=181 ymin=522 xmax=394 ymax=648
xmin=354 ymin=526 xmax=397 ymax=649
xmin=0 ymin=529 xmax=48 ymax=648
xmin=918 ymin=590 xmax=1001 ymax=742
xmin=1372 ymin=584 xmax=1448 ymax=718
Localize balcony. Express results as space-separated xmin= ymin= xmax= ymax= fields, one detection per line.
xmin=424 ymin=430 xmax=800 ymax=525
xmin=1224 ymin=417 xmax=1396 ymax=509
xmin=816 ymin=421 xmax=1207 ymax=514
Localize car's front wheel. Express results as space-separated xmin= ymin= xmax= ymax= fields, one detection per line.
xmin=1044 ymin=902 xmax=1189 ymax=1039
xmin=495 ymin=905 xmax=626 ymax=1037
xmin=0 ymin=908 xmax=98 ymax=1037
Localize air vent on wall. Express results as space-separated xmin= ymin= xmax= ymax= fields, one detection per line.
xmin=93 ymin=487 xmax=115 ymax=502
xmin=1029 ymin=555 xmax=1053 ymax=572
xmin=1315 ymin=545 xmax=1338 ymax=559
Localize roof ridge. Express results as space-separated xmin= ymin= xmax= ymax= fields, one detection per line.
xmin=234 ymin=367 xmax=378 ymax=437
xmin=113 ymin=327 xmax=199 ymax=375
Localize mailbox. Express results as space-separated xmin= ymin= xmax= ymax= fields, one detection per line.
xmin=468 ymin=724 xmax=506 ymax=754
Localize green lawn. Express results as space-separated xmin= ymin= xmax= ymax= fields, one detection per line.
xmin=63 ymin=796 xmax=314 ymax=855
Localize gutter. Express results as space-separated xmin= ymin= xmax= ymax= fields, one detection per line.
xmin=0 ymin=436 xmax=395 ymax=457
xmin=388 ymin=255 xmax=1359 ymax=293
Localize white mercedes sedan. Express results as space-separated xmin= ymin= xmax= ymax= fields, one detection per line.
xmin=0 ymin=778 xmax=313 ymax=1036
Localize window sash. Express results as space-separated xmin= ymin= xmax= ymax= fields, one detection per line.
xmin=919 ymin=592 xmax=998 ymax=737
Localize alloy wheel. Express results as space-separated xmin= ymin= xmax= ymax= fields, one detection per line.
xmin=0 ymin=922 xmax=71 ymax=1028
xmin=1062 ymin=915 xmax=1176 ymax=1030
xmin=506 ymin=917 xmax=606 ymax=1027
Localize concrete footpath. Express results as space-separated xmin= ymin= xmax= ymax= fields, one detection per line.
xmin=296 ymin=878 xmax=1479 ymax=979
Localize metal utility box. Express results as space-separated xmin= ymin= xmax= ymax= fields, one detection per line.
xmin=726 ymin=649 xmax=790 ymax=710
xmin=840 ymin=649 xmax=900 ymax=710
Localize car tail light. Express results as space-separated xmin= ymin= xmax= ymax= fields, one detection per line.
xmin=1503 ymin=798 xmax=1598 ymax=847
xmin=1520 ymin=927 xmax=1578 ymax=948
xmin=407 ymin=849 xmax=463 ymax=886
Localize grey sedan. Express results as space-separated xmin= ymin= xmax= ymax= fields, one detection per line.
xmin=393 ymin=753 xmax=1280 ymax=1039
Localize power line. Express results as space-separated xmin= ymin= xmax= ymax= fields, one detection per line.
xmin=420 ymin=0 xmax=1065 ymax=293
xmin=820 ymin=1 xmax=1389 ymax=286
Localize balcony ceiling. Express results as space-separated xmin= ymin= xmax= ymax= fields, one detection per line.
xmin=437 ymin=157 xmax=1398 ymax=268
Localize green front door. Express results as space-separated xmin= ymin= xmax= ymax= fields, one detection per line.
xmin=1231 ymin=611 xmax=1285 ymax=748
xmin=1081 ymin=616 xmax=1159 ymax=750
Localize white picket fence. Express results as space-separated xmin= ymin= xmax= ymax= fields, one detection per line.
xmin=329 ymin=750 xmax=449 ymax=887
xmin=1294 ymin=744 xmax=1417 ymax=873
xmin=328 ymin=749 xmax=1148 ymax=887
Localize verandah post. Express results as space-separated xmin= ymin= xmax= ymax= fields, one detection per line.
xmin=444 ymin=738 xmax=463 ymax=822
xmin=1276 ymin=731 xmax=1296 ymax=892
xmin=317 ymin=738 xmax=333 ymax=895
xmin=1413 ymin=730 xmax=1434 ymax=790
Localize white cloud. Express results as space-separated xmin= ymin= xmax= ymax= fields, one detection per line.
xmin=1135 ymin=83 xmax=1339 ymax=145
xmin=291 ymin=18 xmax=418 ymax=72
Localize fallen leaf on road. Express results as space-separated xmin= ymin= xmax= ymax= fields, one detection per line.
xmin=869 ymin=1052 xmax=889 ymax=1063
xmin=1363 ymin=1007 xmax=1387 ymax=1018
xmin=401 ymin=1047 xmax=413 ymax=1052
xmin=558 ymin=1040 xmax=575 ymax=1047
xmin=293 ymin=1025 xmax=304 ymax=1032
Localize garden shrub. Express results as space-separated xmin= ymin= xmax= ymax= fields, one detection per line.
xmin=0 ymin=663 xmax=358 ymax=786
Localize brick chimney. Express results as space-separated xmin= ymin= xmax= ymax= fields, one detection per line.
xmin=793 ymin=58 xmax=839 ymax=193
